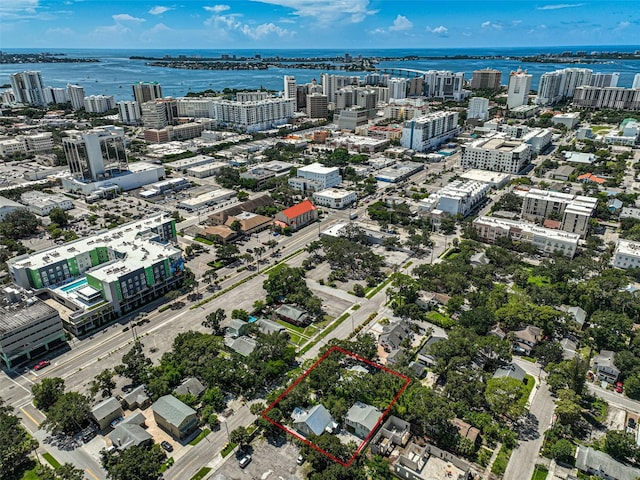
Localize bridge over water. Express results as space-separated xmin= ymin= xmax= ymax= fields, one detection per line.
xmin=375 ymin=67 xmax=428 ymax=77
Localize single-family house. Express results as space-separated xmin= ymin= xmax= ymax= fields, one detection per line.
xmin=512 ymin=325 xmax=542 ymax=356
xmin=379 ymin=320 xmax=412 ymax=353
xmin=470 ymin=251 xmax=490 ymax=265
xmin=371 ymin=416 xmax=411 ymax=456
xmin=576 ymin=446 xmax=640 ymax=480
xmin=416 ymin=291 xmax=451 ymax=310
xmin=493 ymin=363 xmax=527 ymax=383
xmin=256 ymin=318 xmax=286 ymax=335
xmin=108 ymin=414 xmax=152 ymax=450
xmin=275 ymin=304 xmax=310 ymax=326
xmin=562 ymin=305 xmax=587 ymax=330
xmin=561 ymin=336 xmax=578 ymax=360
xmin=91 ymin=397 xmax=124 ymax=430
xmin=122 ymin=385 xmax=150 ymax=411
xmin=593 ymin=350 xmax=620 ymax=384
xmin=291 ymin=405 xmax=337 ymax=438
xmin=416 ymin=335 xmax=446 ymax=367
xmin=345 ymin=401 xmax=382 ymax=439
xmin=226 ymin=318 xmax=250 ymax=338
xmin=152 ymin=395 xmax=198 ymax=440
xmin=174 ymin=377 xmax=206 ymax=398
xmin=225 ymin=336 xmax=257 ymax=357
xmin=275 ymin=199 xmax=318 ymax=231
xmin=452 ymin=418 xmax=481 ymax=446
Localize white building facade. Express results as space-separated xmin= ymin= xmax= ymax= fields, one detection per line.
xmin=400 ymin=111 xmax=459 ymax=152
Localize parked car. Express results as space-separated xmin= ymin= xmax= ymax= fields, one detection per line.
xmin=297 ymin=454 xmax=304 ymax=465
xmin=628 ymin=418 xmax=636 ymax=429
xmin=238 ymin=453 xmax=252 ymax=468
xmin=160 ymin=441 xmax=173 ymax=452
xmin=34 ymin=360 xmax=50 ymax=371
xmin=616 ymin=382 xmax=624 ymax=393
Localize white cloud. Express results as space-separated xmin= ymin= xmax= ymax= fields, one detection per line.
xmin=149 ymin=6 xmax=171 ymax=15
xmin=537 ymin=3 xmax=584 ymax=10
xmin=112 ymin=13 xmax=145 ymax=23
xmin=389 ymin=14 xmax=412 ymax=32
xmin=254 ymin=0 xmax=377 ymax=24
xmin=140 ymin=23 xmax=173 ymax=42
xmin=204 ymin=5 xmax=230 ymax=13
xmin=616 ymin=21 xmax=630 ymax=29
xmin=427 ymin=25 xmax=448 ymax=35
xmin=92 ymin=23 xmax=131 ymax=36
xmin=205 ymin=13 xmax=292 ymax=39
xmin=0 ymin=0 xmax=39 ymax=14
xmin=45 ymin=27 xmax=73 ymax=35
xmin=481 ymin=20 xmax=502 ymax=30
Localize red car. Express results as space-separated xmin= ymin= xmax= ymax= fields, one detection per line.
xmin=616 ymin=382 xmax=624 ymax=393
xmin=34 ymin=360 xmax=50 ymax=371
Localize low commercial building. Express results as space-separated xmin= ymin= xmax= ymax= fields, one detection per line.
xmin=20 ymin=192 xmax=74 ymax=216
xmin=0 ymin=292 xmax=66 ymax=368
xmin=460 ymin=134 xmax=531 ymax=174
xmin=326 ymin=134 xmax=389 ymax=153
xmin=613 ymin=239 xmax=640 ymax=270
xmin=551 ymin=112 xmax=580 ymax=129
xmin=177 ymin=188 xmax=236 ymax=211
xmin=0 ymin=196 xmax=23 ymax=221
xmin=165 ymin=154 xmax=217 ymax=171
xmin=375 ymin=161 xmax=424 ymax=183
xmin=312 ymin=189 xmax=357 ymax=209
xmin=139 ymin=177 xmax=191 ymax=198
xmin=459 ymin=169 xmax=511 ymax=188
xmin=289 ymin=163 xmax=341 ymax=190
xmin=152 ymin=395 xmax=198 ymax=440
xmin=185 ymin=162 xmax=228 ymax=178
xmin=61 ymin=162 xmax=165 ymax=195
xmin=7 ymin=216 xmax=183 ymax=337
xmin=420 ymin=180 xmax=490 ymax=217
xmin=275 ymin=199 xmax=318 ymax=231
xmin=521 ymin=128 xmax=552 ymax=153
xmin=473 ymin=216 xmax=580 ymax=257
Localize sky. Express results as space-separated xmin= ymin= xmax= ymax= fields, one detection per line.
xmin=1 ymin=0 xmax=639 ymax=50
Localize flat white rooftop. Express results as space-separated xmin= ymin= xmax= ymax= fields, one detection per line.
xmin=616 ymin=239 xmax=640 ymax=257
xmin=298 ymin=163 xmax=339 ymax=175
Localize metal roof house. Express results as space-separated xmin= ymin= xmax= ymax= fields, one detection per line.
xmin=173 ymin=377 xmax=206 ymax=398
xmin=122 ymin=385 xmax=150 ymax=410
xmin=576 ymin=446 xmax=640 ymax=480
xmin=108 ymin=414 xmax=152 ymax=450
xmin=91 ymin=397 xmax=124 ymax=430
xmin=275 ymin=304 xmax=310 ymax=326
xmin=345 ymin=402 xmax=382 ymax=439
xmin=152 ymin=395 xmax=198 ymax=440
xmin=291 ymin=405 xmax=337 ymax=438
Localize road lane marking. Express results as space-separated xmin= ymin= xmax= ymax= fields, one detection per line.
xmin=85 ymin=468 xmax=100 ymax=480
xmin=20 ymin=406 xmax=41 ymax=427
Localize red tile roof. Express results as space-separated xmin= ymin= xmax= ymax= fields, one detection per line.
xmin=280 ymin=199 xmax=317 ymax=219
xmin=543 ymin=219 xmax=562 ymax=229
xmin=577 ymin=173 xmax=606 ymax=184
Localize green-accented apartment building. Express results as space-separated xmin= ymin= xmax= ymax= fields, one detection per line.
xmin=7 ymin=215 xmax=183 ymax=336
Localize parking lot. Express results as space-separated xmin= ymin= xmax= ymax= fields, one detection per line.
xmin=214 ymin=438 xmax=303 ymax=480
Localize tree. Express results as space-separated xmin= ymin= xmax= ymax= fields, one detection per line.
xmin=230 ymin=426 xmax=250 ymax=446
xmin=0 ymin=398 xmax=39 ymax=480
xmin=32 ymin=377 xmax=65 ymax=411
xmin=604 ymin=430 xmax=638 ymax=462
xmin=49 ymin=208 xmax=71 ymax=227
xmin=42 ymin=391 xmax=91 ymax=435
xmin=352 ymin=284 xmax=365 ymax=297
xmin=485 ymin=377 xmax=529 ymax=421
xmin=587 ymin=311 xmax=633 ymax=351
xmin=231 ymin=309 xmax=250 ymax=321
xmin=0 ymin=208 xmax=41 ymax=239
xmin=101 ymin=444 xmax=166 ymax=480
xmin=229 ymin=220 xmax=242 ymax=232
xmin=624 ymin=374 xmax=640 ymax=400
xmin=56 ymin=463 xmax=86 ymax=480
xmin=440 ymin=216 xmax=456 ymax=235
xmin=90 ymin=369 xmax=116 ymax=399
xmin=202 ymin=308 xmax=226 ymax=335
xmin=115 ymin=341 xmax=152 ymax=386
xmin=554 ymin=389 xmax=583 ymax=429
xmin=549 ymin=438 xmax=574 ymax=463
xmin=533 ymin=342 xmax=564 ymax=368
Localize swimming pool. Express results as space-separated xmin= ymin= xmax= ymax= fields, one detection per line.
xmin=61 ymin=278 xmax=88 ymax=292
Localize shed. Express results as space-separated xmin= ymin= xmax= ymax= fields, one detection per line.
xmin=152 ymin=395 xmax=198 ymax=440
xmin=91 ymin=397 xmax=124 ymax=430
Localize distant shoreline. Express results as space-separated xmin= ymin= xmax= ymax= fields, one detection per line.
xmin=0 ymin=52 xmax=99 ymax=64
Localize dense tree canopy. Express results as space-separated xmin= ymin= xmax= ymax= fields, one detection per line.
xmin=101 ymin=444 xmax=166 ymax=480
xmin=0 ymin=398 xmax=39 ymax=480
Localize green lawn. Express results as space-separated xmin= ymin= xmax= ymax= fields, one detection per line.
xmin=221 ymin=442 xmax=237 ymax=457
xmin=159 ymin=457 xmax=174 ymax=473
xmin=189 ymin=428 xmax=210 ymax=446
xmin=491 ymin=446 xmax=512 ymax=476
xmin=531 ymin=465 xmax=549 ymax=480
xmin=194 ymin=236 xmax=214 ymax=245
xmin=527 ymin=275 xmax=550 ymax=286
xmin=425 ymin=311 xmax=455 ymax=328
xmin=524 ymin=374 xmax=536 ymax=399
xmin=591 ymin=125 xmax=611 ymax=134
xmin=191 ymin=467 xmax=212 ymax=480
xmin=42 ymin=452 xmax=61 ymax=469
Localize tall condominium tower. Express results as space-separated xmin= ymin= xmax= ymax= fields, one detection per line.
xmin=63 ymin=126 xmax=128 ymax=182
xmin=507 ymin=68 xmax=532 ymax=109
xmin=283 ymin=75 xmax=297 ymax=111
xmin=132 ymin=82 xmax=163 ymax=104
xmin=66 ymin=84 xmax=86 ymax=110
xmin=10 ymin=71 xmax=46 ymax=107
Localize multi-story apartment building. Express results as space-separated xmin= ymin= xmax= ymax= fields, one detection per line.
xmin=473 ymin=216 xmax=580 ymax=257
xmin=0 ymin=132 xmax=54 ymax=157
xmin=66 ymin=84 xmax=85 ymax=110
xmin=288 ymin=163 xmax=341 ymax=191
xmin=468 ymin=97 xmax=490 ymax=121
xmin=460 ymin=134 xmax=531 ymax=174
xmin=283 ymin=76 xmax=297 ymax=111
xmin=423 ymin=71 xmax=466 ymax=100
xmin=7 ymin=215 xmax=183 ymax=336
xmin=236 ymin=91 xmax=270 ymax=102
xmin=141 ymin=100 xmax=169 ymax=129
xmin=519 ymin=188 xmax=597 ymax=238
xmin=507 ymin=68 xmax=532 ymax=109
xmin=633 ymin=74 xmax=640 ymax=90
xmin=613 ymin=239 xmax=640 ymax=270
xmin=0 ymin=290 xmax=66 ymax=368
xmin=43 ymin=87 xmax=68 ymax=105
xmin=420 ymin=180 xmax=490 ymax=217
xmin=83 ymin=95 xmax=115 ymax=114
xmin=132 ymin=81 xmax=163 ymax=104
xmin=118 ymin=101 xmax=142 ymax=125
xmin=10 ymin=71 xmax=46 ymax=107
xmin=176 ymin=97 xmax=218 ymax=118
xmin=212 ymin=98 xmax=293 ymax=132
xmin=572 ymin=86 xmax=640 ymax=111
xmin=471 ymin=69 xmax=502 ymax=90
xmin=306 ymin=93 xmax=329 ymax=119
xmin=521 ymin=128 xmax=553 ymax=153
xmin=389 ymin=78 xmax=408 ymax=100
xmin=400 ymin=111 xmax=459 ymax=152
xmin=536 ymin=68 xmax=592 ymax=105
xmin=590 ymin=73 xmax=619 ymax=88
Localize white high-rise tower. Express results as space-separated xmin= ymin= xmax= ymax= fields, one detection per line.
xmin=10 ymin=71 xmax=46 ymax=107
xmin=507 ymin=68 xmax=532 ymax=109
xmin=284 ymin=75 xmax=297 ymax=111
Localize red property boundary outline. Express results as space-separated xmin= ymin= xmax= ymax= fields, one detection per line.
xmin=261 ymin=345 xmax=411 ymax=467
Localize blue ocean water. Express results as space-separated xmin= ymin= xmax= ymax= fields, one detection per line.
xmin=1 ymin=47 xmax=639 ymax=101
